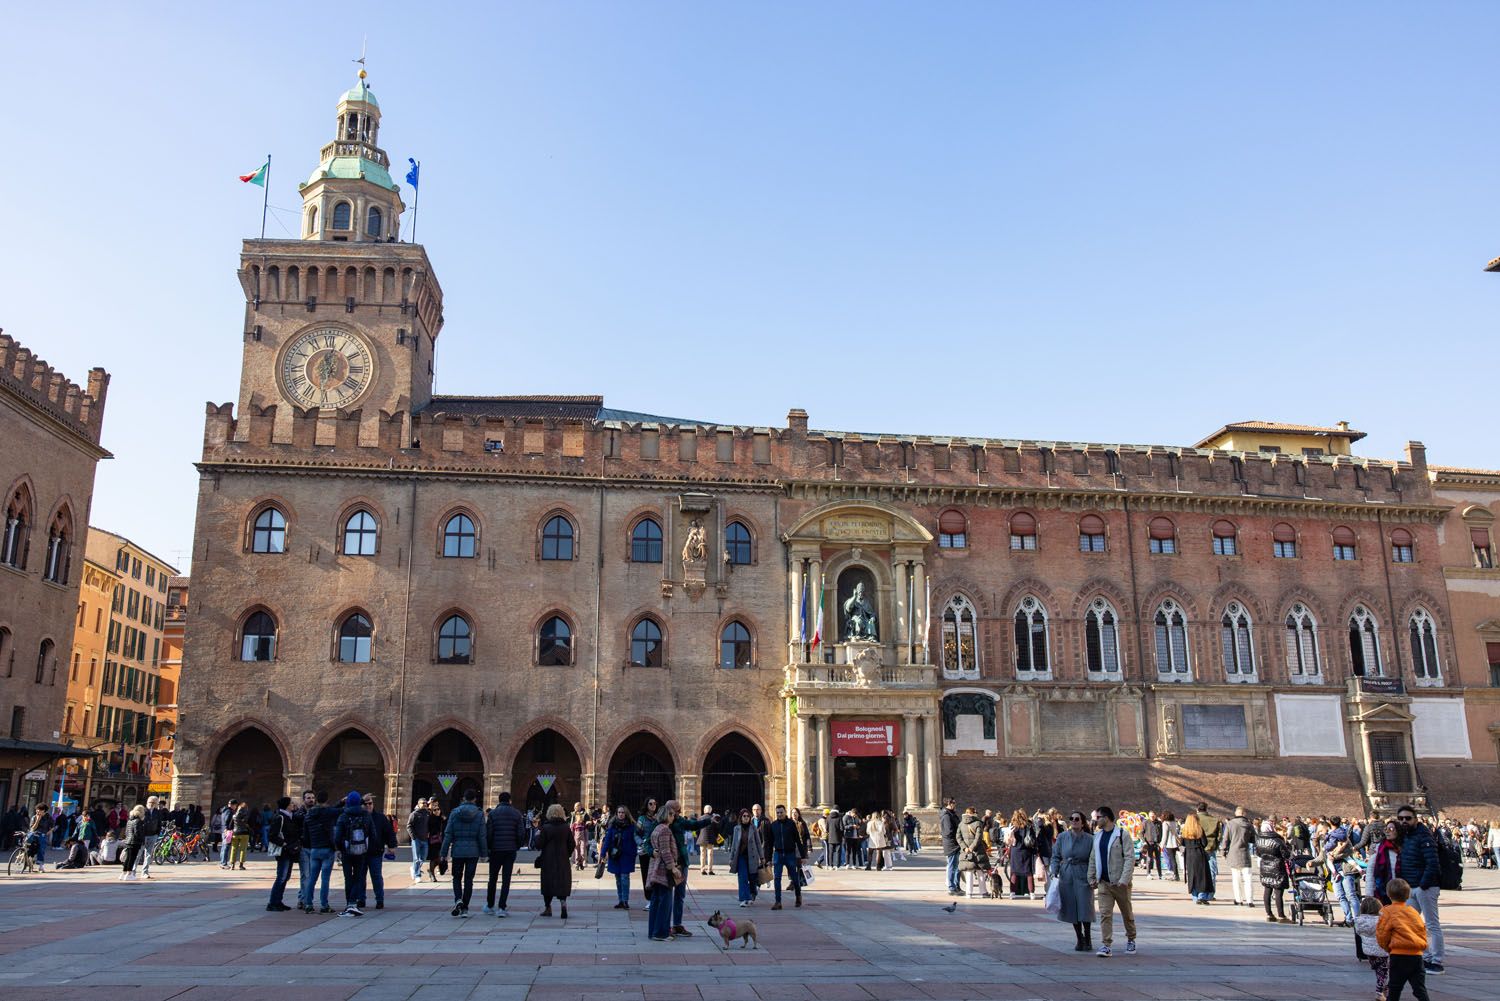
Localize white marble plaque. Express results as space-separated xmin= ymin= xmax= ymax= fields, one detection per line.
xmin=1410 ymin=698 xmax=1471 ymax=759
xmin=1275 ymin=694 xmax=1347 ymax=757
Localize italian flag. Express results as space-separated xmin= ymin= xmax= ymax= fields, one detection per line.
xmin=239 ymin=161 xmax=268 ymax=186
xmin=811 ymin=575 xmax=824 ymax=648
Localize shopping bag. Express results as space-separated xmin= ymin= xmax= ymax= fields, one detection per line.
xmin=1043 ymin=875 xmax=1062 ymax=914
xmin=800 ymin=865 xmax=815 ymax=886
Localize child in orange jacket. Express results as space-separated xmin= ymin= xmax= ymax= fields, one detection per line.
xmin=1376 ymin=879 xmax=1430 ymax=1001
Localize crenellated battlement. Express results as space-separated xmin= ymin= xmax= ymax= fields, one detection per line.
xmin=0 ymin=329 xmax=109 ymax=446
xmin=199 ymin=400 xmax=1433 ymax=510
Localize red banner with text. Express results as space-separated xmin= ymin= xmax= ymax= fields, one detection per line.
xmin=831 ymin=721 xmax=900 ymax=757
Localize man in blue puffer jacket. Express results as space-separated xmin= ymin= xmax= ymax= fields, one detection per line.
xmin=439 ymin=788 xmax=488 ymax=918
xmin=484 ymin=791 xmax=526 ymax=916
xmin=1395 ymin=804 xmax=1444 ymax=974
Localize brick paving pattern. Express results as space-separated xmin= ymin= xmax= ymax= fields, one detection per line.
xmin=0 ymin=854 xmax=1495 ymax=1000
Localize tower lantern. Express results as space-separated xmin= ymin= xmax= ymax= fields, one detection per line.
xmin=298 ymin=69 xmax=405 ymax=242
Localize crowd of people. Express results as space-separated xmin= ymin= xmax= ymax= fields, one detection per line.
xmin=930 ymin=798 xmax=1471 ymax=1001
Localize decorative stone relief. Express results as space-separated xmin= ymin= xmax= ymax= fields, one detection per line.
xmin=1158 ymin=701 xmax=1180 ymax=756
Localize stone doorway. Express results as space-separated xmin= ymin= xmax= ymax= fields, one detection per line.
xmin=607 ymin=731 xmax=675 ymax=814
xmin=412 ymin=728 xmax=484 ymax=815
xmin=212 ymin=727 xmax=284 ymax=811
xmin=702 ymin=732 xmax=766 ymax=817
xmin=833 ymin=755 xmax=893 ymax=816
xmin=512 ymin=728 xmax=582 ymax=814
xmin=311 ymin=728 xmax=385 ymax=802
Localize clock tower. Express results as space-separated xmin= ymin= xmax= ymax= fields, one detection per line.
xmin=234 ymin=70 xmax=443 ymax=447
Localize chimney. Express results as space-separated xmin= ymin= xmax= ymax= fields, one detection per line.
xmin=1404 ymin=441 xmax=1426 ymax=470
xmin=787 ymin=408 xmax=809 ymax=434
xmin=1336 ymin=420 xmax=1350 ymax=433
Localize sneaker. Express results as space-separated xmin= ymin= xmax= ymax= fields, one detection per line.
xmin=671 ymin=926 xmax=693 ymax=937
xmin=460 ymin=906 xmax=470 ymax=918
xmin=1124 ymin=941 xmax=1137 ymax=955
xmin=739 ymin=901 xmax=749 ymax=907
xmin=375 ymin=901 xmax=384 ymax=909
xmin=1096 ymin=945 xmax=1111 ymax=957
xmin=496 ymin=908 xmax=508 ymax=918
xmin=320 ymin=906 xmax=332 ymax=913
xmin=482 ymin=906 xmax=496 ymax=915
xmin=1424 ymin=961 xmax=1444 ymax=974
xmin=451 ymin=904 xmax=463 ymax=917
xmin=649 ymin=935 xmax=671 ymax=942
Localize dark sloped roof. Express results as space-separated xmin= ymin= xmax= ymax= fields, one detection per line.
xmin=423 ymin=395 xmax=708 ymax=425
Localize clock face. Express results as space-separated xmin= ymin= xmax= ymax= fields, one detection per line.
xmin=278 ymin=327 xmax=374 ymax=409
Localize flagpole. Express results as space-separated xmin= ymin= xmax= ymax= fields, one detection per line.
xmin=260 ymin=154 xmax=271 ymax=240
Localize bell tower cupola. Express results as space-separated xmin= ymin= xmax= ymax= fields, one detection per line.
xmin=298 ymin=69 xmax=405 ymax=242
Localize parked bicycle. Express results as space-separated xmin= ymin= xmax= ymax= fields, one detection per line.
xmin=6 ymin=831 xmax=40 ymax=876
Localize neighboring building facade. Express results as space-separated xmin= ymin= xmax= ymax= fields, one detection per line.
xmin=59 ymin=557 xmax=119 ymax=801
xmin=75 ymin=529 xmax=178 ymax=807
xmin=150 ymin=575 xmax=189 ymax=797
xmin=0 ymin=331 xmax=110 ymax=811
xmin=174 ymin=74 xmax=1500 ymax=824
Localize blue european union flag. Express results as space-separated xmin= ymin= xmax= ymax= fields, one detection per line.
xmin=406 ymin=158 xmax=420 ymax=188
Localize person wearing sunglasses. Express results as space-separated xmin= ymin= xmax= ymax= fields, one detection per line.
xmin=1049 ymin=811 xmax=1096 ymax=952
xmin=1393 ymin=806 xmax=1444 ymax=974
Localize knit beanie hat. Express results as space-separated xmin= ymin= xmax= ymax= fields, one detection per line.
xmin=346 ymin=791 xmax=363 ymax=808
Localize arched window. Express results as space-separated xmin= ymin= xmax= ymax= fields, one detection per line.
xmin=1284 ymin=603 xmax=1321 ymax=679
xmin=1009 ymin=512 xmax=1037 ymax=551
xmin=938 ymin=510 xmax=968 ymax=549
xmin=338 ymin=613 xmax=373 ymax=663
xmin=1408 ymin=609 xmax=1441 ymax=682
xmin=366 ymin=205 xmax=383 ymax=238
xmin=1 ymin=485 xmax=30 ymax=569
xmin=725 ymin=521 xmax=753 ymax=565
xmin=307 ymin=205 xmax=319 ymax=235
xmin=442 ymin=513 xmax=476 ymax=558
xmin=1078 ymin=514 xmax=1106 ymax=553
xmin=250 ymin=507 xmax=286 ymax=553
xmin=1013 ymin=596 xmax=1049 ymax=675
xmin=1148 ymin=517 xmax=1177 ymax=554
xmin=630 ymin=517 xmax=662 ymax=563
xmin=630 ymin=618 xmax=663 ymax=667
xmin=1085 ymin=597 xmax=1121 ymax=675
xmin=35 ymin=638 xmax=53 ymax=684
xmin=539 ymin=616 xmax=571 ymax=666
xmin=1211 ymin=520 xmax=1238 ymax=557
xmin=437 ymin=614 xmax=472 ymax=664
xmin=1348 ymin=605 xmax=1382 ymax=677
xmin=332 ymin=201 xmax=352 ymax=230
xmin=1153 ymin=598 xmax=1190 ymax=678
xmin=43 ymin=509 xmax=72 ymax=584
xmin=541 ymin=515 xmax=574 ymax=561
xmin=720 ymin=621 xmax=752 ymax=669
xmin=941 ymin=595 xmax=979 ymax=678
xmin=0 ymin=627 xmax=10 ymax=674
xmin=1220 ymin=601 xmax=1255 ymax=680
xmin=240 ymin=611 xmax=277 ymax=661
xmin=342 ymin=510 xmax=378 ymax=556
xmin=1468 ymin=512 xmax=1494 ymax=568
xmin=1333 ymin=525 xmax=1358 ymax=561
xmin=1390 ymin=528 xmax=1415 ymax=564
xmin=1273 ymin=523 xmax=1298 ymax=559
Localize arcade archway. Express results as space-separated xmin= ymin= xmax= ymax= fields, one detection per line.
xmin=512 ymin=728 xmax=583 ymax=813
xmin=607 ymin=731 xmax=675 ymax=813
xmin=311 ymin=728 xmax=385 ymax=801
xmin=701 ymin=732 xmax=766 ymax=817
xmin=212 ymin=727 xmax=285 ymax=811
xmin=411 ymin=728 xmax=485 ymax=814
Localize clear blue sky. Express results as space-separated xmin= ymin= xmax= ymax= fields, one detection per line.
xmin=3 ymin=2 xmax=1497 ymax=568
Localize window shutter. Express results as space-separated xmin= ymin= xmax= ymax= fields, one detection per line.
xmin=1148 ymin=517 xmax=1175 ymax=541
xmin=1487 ymin=641 xmax=1500 ymax=664
xmin=1332 ymin=526 xmax=1357 ymax=546
xmin=1273 ymin=523 xmax=1297 ymax=543
xmin=1010 ymin=512 xmax=1037 ymax=536
xmin=939 ymin=510 xmax=967 ymax=535
xmin=1472 ymin=525 xmax=1492 ymax=546
xmin=1390 ymin=528 xmax=1413 ymax=547
xmin=1079 ymin=514 xmax=1105 ymax=535
xmin=1212 ymin=520 xmax=1235 ymax=539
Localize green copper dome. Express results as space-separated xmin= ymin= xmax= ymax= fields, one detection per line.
xmin=305 ymin=156 xmax=398 ymax=192
xmin=341 ymin=78 xmax=378 ymax=107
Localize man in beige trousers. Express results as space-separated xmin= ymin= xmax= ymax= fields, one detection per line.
xmin=1087 ymin=805 xmax=1138 ymax=958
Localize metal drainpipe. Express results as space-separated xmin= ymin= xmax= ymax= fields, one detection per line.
xmin=396 ymin=478 xmax=416 ymax=809
xmin=592 ymin=484 xmax=605 ymax=806
xmin=1376 ymin=509 xmax=1427 ymax=810
xmin=1122 ymin=496 xmax=1150 ymax=754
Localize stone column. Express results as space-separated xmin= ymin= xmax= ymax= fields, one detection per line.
xmin=903 ymin=716 xmax=919 ymax=811
xmin=923 ymin=715 xmax=940 ymax=809
xmin=795 ymin=712 xmax=809 ymax=808
xmin=679 ymin=773 xmax=701 ymax=812
xmin=816 ymin=716 xmax=833 ymax=809
xmin=788 ymin=558 xmax=804 ymax=660
xmin=807 ymin=557 xmax=822 ymax=658
xmin=284 ymin=771 xmax=308 ymax=799
xmin=895 ymin=561 xmax=910 ymax=664
xmin=581 ymin=772 xmax=599 ymax=809
xmin=384 ymin=772 xmax=403 ymax=819
xmin=912 ymin=561 xmax=928 ymax=664
xmin=485 ymin=772 xmax=509 ymax=808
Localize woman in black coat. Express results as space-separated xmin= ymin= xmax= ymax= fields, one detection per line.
xmin=119 ymin=805 xmax=145 ymax=881
xmin=1181 ymin=812 xmax=1214 ymax=904
xmin=535 ymin=803 xmax=576 ymax=918
xmin=1254 ymin=820 xmax=1292 ymax=922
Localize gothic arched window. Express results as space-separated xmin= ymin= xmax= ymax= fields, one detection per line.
xmin=630 ymin=518 xmax=663 ymax=563
xmin=1013 ymin=596 xmax=1049 ymax=676
xmin=941 ymin=595 xmax=979 ymax=678
xmin=332 ymin=201 xmax=352 ymax=230
xmin=437 ymin=614 xmax=472 ymax=664
xmin=1154 ymin=598 xmax=1190 ymax=679
xmin=1220 ymin=601 xmax=1256 ymax=680
xmin=366 ymin=206 xmax=383 ymax=238
xmin=1348 ymin=605 xmax=1382 ymax=677
xmin=1085 ymin=597 xmax=1121 ymax=675
xmin=250 ymin=507 xmax=286 ymax=554
xmin=337 ymin=613 xmax=373 ymax=663
xmin=442 ymin=513 xmax=476 ymax=558
xmin=630 ymin=618 xmax=663 ymax=668
xmin=342 ymin=510 xmax=378 ymax=556
xmin=240 ymin=611 xmax=277 ymax=662
xmin=720 ymin=621 xmax=752 ymax=669
xmin=1408 ymin=608 xmax=1441 ymax=682
xmin=1284 ymin=603 xmax=1321 ymax=680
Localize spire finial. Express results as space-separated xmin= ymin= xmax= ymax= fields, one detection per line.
xmin=354 ymin=35 xmax=367 ymax=79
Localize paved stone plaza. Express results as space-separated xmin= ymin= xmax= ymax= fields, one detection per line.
xmin=0 ymin=854 xmax=1495 ymax=1001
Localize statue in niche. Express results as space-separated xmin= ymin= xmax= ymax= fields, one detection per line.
xmin=842 ymin=581 xmax=879 ymax=641
xmin=681 ymin=519 xmax=707 ymax=566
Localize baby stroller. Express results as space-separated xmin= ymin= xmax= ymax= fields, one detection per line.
xmin=1286 ymin=853 xmax=1336 ymax=926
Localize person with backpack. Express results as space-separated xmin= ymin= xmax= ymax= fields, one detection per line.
xmin=332 ymin=791 xmax=373 ymax=916
xmin=365 ymin=794 xmax=398 ymax=910
xmin=266 ymin=796 xmax=303 ymax=911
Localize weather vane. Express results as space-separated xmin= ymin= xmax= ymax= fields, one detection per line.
xmin=353 ymin=35 xmax=367 ymax=79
